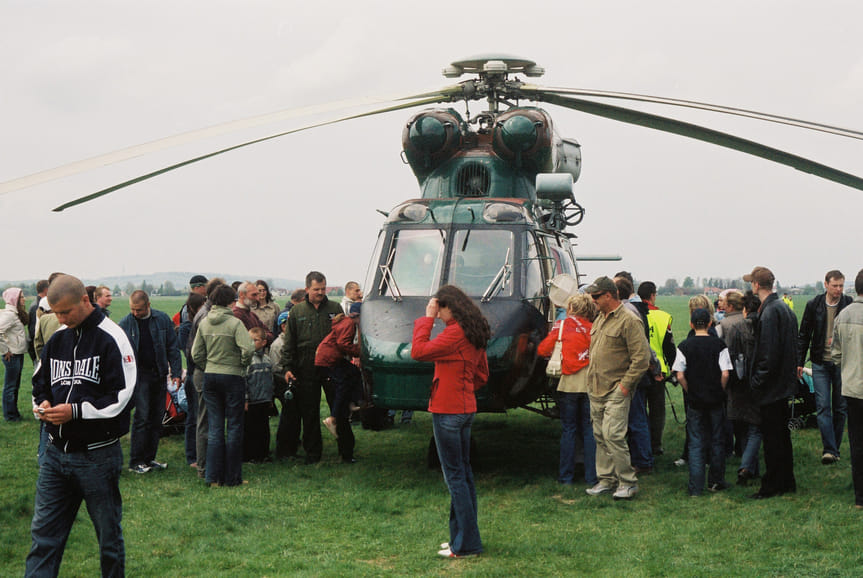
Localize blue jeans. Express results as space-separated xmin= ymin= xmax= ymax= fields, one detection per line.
xmin=204 ymin=373 xmax=245 ymax=486
xmin=628 ymin=386 xmax=654 ymax=469
xmin=129 ymin=371 xmax=166 ymax=467
xmin=26 ymin=442 xmax=124 ymax=577
xmin=432 ymin=413 xmax=483 ymax=556
xmin=739 ymin=423 xmax=762 ymax=477
xmin=184 ymin=375 xmax=197 ymax=464
xmin=812 ymin=362 xmax=846 ymax=456
xmin=2 ymin=352 xmax=24 ymax=421
xmin=686 ymin=405 xmax=727 ymax=495
xmin=558 ymin=392 xmax=597 ymax=485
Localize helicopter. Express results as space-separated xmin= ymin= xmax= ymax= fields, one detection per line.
xmin=3 ymin=54 xmax=863 ymax=429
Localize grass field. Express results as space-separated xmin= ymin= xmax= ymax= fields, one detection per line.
xmin=2 ymin=294 xmax=861 ymax=576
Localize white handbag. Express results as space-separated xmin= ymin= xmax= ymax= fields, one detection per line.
xmin=545 ymin=319 xmax=566 ymax=378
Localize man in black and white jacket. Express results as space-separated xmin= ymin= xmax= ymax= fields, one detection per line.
xmin=27 ymin=274 xmax=137 ymax=577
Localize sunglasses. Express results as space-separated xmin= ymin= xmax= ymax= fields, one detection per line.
xmin=590 ymin=292 xmax=606 ymax=301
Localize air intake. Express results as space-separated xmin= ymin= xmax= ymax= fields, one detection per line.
xmin=455 ymin=163 xmax=490 ymax=197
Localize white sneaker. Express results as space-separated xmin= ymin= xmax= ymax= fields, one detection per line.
xmin=613 ymin=484 xmax=639 ymax=500
xmin=585 ymin=482 xmax=616 ymax=496
xmin=673 ymin=458 xmax=687 ymax=467
xmin=440 ymin=542 xmax=449 ymax=550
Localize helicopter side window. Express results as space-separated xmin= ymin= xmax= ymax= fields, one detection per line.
xmin=363 ymin=230 xmax=384 ymax=297
xmin=447 ymin=229 xmax=513 ymax=297
xmin=522 ymin=231 xmax=545 ymax=309
xmin=382 ymin=229 xmax=445 ymax=297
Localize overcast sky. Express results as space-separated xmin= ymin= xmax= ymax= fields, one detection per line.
xmin=2 ymin=0 xmax=863 ymax=288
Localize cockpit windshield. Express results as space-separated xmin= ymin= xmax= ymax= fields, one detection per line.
xmin=381 ymin=229 xmax=445 ymax=297
xmin=448 ymin=229 xmax=513 ymax=297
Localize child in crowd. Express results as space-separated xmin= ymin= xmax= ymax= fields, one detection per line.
xmin=673 ymin=308 xmax=733 ymax=496
xmin=315 ymin=302 xmax=363 ymax=463
xmin=244 ymin=327 xmax=274 ymax=463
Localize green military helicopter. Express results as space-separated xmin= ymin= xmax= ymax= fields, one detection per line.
xmin=4 ymin=54 xmax=863 ymax=430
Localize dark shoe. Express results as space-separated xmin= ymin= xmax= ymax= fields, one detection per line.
xmin=149 ymin=460 xmax=168 ymax=470
xmin=737 ymin=469 xmax=757 ymax=486
xmin=708 ymin=481 xmax=730 ymax=492
xmin=822 ymin=452 xmax=839 ymax=465
xmin=129 ymin=464 xmax=151 ymax=474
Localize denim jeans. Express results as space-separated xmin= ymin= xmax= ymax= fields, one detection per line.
xmin=2 ymin=352 xmax=24 ymax=421
xmin=812 ymin=362 xmax=846 ymax=456
xmin=739 ymin=423 xmax=762 ymax=477
xmin=204 ymin=373 xmax=245 ymax=486
xmin=686 ymin=405 xmax=727 ymax=495
xmin=558 ymin=392 xmax=597 ymax=485
xmin=26 ymin=442 xmax=124 ymax=577
xmin=432 ymin=413 xmax=483 ymax=556
xmin=129 ymin=371 xmax=166 ymax=468
xmin=628 ymin=386 xmax=654 ymax=469
xmin=184 ymin=373 xmax=197 ymax=465
xmin=325 ymin=361 xmax=358 ymax=461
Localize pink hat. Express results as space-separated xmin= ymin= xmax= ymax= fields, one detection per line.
xmin=2 ymin=287 xmax=22 ymax=308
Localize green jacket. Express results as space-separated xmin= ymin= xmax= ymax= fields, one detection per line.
xmin=191 ymin=305 xmax=254 ymax=376
xmin=280 ymin=297 xmax=342 ymax=375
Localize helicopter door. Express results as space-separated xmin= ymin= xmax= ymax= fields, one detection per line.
xmin=522 ymin=231 xmax=548 ymax=317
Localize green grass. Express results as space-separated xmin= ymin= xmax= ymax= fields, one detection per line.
xmin=2 ymin=295 xmax=860 ymax=576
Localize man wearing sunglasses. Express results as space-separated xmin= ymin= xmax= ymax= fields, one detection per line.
xmin=584 ymin=276 xmax=651 ymax=501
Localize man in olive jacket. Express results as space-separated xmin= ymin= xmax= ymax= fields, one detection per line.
xmin=280 ymin=271 xmax=341 ymax=464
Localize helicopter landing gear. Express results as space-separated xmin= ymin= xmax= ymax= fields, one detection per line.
xmin=426 ymin=435 xmax=477 ymax=470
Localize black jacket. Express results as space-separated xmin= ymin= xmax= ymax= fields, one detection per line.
xmin=797 ymin=292 xmax=853 ymax=366
xmin=750 ymin=293 xmax=799 ymax=406
xmin=32 ymin=307 xmax=137 ymax=452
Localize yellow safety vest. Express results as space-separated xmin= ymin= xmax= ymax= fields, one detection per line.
xmin=646 ymin=308 xmax=673 ymax=376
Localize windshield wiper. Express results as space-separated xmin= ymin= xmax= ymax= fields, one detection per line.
xmin=481 ymin=247 xmax=511 ymax=303
xmin=378 ymin=248 xmax=403 ymax=302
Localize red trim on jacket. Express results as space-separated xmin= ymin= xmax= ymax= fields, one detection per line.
xmin=537 ymin=315 xmax=592 ymax=375
xmin=315 ymin=316 xmax=360 ymax=367
xmin=411 ymin=317 xmax=489 ymax=414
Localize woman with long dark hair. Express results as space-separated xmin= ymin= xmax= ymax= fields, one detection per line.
xmin=253 ymin=280 xmax=281 ymax=334
xmin=411 ymin=285 xmax=490 ymax=558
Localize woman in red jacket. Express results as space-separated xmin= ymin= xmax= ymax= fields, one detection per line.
xmin=412 ymin=285 xmax=490 ymax=559
xmin=538 ymin=294 xmax=597 ymax=487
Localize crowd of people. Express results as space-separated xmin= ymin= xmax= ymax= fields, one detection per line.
xmin=4 ymin=264 xmax=863 ymax=571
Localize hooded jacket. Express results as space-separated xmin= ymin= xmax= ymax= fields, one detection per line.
xmin=315 ymin=315 xmax=360 ymax=367
xmin=31 ymin=307 xmax=137 ymax=452
xmin=0 ymin=304 xmax=28 ymax=356
xmin=191 ymin=305 xmax=254 ymax=376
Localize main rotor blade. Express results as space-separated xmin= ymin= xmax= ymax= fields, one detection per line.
xmin=521 ymin=85 xmax=863 ymax=141
xmin=1 ymin=85 xmax=463 ymax=198
xmin=51 ymin=94 xmax=449 ymax=212
xmin=536 ymin=92 xmax=863 ymax=192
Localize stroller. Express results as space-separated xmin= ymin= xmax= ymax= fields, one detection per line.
xmin=161 ymin=371 xmax=188 ymax=437
xmin=788 ymin=369 xmax=817 ymax=431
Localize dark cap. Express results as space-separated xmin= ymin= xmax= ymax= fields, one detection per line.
xmin=691 ymin=307 xmax=711 ymax=327
xmin=584 ymin=276 xmax=616 ymax=295
xmin=189 ymin=275 xmax=208 ymax=288
xmin=742 ymin=266 xmax=774 ymax=288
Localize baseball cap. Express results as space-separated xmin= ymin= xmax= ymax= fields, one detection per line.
xmin=277 ymin=311 xmax=289 ymax=326
xmin=583 ymin=276 xmax=616 ymax=295
xmin=189 ymin=275 xmax=208 ymax=288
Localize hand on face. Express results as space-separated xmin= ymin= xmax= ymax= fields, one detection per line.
xmin=426 ymin=297 xmax=439 ymax=319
